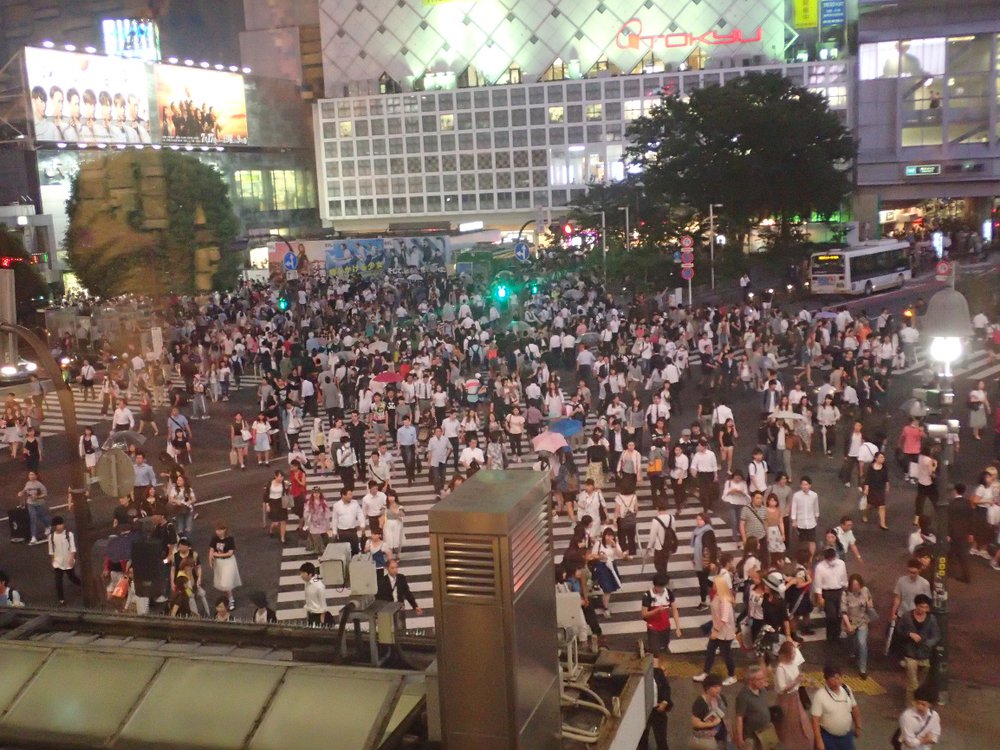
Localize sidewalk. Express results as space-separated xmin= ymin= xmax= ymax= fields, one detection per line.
xmin=652 ymin=640 xmax=994 ymax=748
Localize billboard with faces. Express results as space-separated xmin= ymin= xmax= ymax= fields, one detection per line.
xmin=25 ymin=47 xmax=153 ymax=145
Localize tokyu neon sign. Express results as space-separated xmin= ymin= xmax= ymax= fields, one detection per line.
xmin=616 ymin=19 xmax=763 ymax=51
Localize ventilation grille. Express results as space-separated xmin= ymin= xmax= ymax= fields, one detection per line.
xmin=441 ymin=537 xmax=498 ymax=601
xmin=510 ymin=499 xmax=551 ymax=593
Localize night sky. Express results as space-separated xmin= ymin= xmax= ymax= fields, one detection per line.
xmin=155 ymin=0 xmax=246 ymax=65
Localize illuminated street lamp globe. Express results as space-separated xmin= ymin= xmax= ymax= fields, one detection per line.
xmin=922 ymin=287 xmax=972 ymax=378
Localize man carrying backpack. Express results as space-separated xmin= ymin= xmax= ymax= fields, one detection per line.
xmin=48 ymin=516 xmax=82 ymax=606
xmin=645 ymin=506 xmax=679 ymax=575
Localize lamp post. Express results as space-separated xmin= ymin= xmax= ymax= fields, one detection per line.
xmin=599 ymin=210 xmax=607 ymax=284
xmin=922 ymin=276 xmax=972 ymax=707
xmin=619 ymin=206 xmax=630 ymax=252
xmin=708 ymin=203 xmax=722 ymax=290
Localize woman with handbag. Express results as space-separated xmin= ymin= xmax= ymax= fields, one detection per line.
xmin=263 ymin=470 xmax=289 ymax=544
xmin=251 ymin=412 xmax=272 ymax=466
xmin=690 ymin=674 xmax=730 ymax=750
xmin=774 ymin=640 xmax=815 ymax=749
xmin=840 ymin=573 xmax=876 ymax=678
xmin=591 ymin=526 xmax=627 ymax=617
xmin=302 ymin=488 xmax=332 ymax=554
xmin=967 ymin=379 xmax=991 ymax=441
xmin=208 ymin=522 xmax=241 ymax=611
xmin=230 ymin=413 xmax=250 ymax=470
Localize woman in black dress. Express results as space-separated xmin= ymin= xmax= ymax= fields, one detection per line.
xmin=861 ymin=451 xmax=890 ymax=529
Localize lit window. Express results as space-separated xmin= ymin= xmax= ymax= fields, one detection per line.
xmin=624 ymin=100 xmax=642 ymax=120
xmin=439 ymin=114 xmax=454 ymax=131
xmin=548 ymin=106 xmax=565 ymax=123
xmin=586 ymin=104 xmax=602 ymax=121
xmin=339 ymin=121 xmax=353 ymax=137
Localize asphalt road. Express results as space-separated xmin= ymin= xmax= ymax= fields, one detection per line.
xmin=1 ymin=259 xmax=998 ymax=694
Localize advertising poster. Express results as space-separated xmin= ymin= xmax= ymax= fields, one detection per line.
xmin=324 ymin=239 xmax=385 ymax=277
xmin=25 ymin=47 xmax=153 ymax=145
xmin=155 ymin=66 xmax=249 ymax=145
xmin=792 ymin=0 xmax=819 ymax=28
xmin=383 ymin=236 xmax=446 ymax=269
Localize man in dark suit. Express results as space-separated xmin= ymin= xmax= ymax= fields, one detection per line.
xmin=376 ymin=559 xmax=423 ymax=615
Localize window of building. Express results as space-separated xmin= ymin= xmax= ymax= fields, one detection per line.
xmin=328 ymin=200 xmax=342 ymax=217
xmin=585 ymin=56 xmax=622 ymax=78
xmin=512 ymin=109 xmax=527 ymax=127
xmin=497 ymin=192 xmax=512 ymax=209
xmin=388 ymin=117 xmax=402 ymax=135
xmin=376 ymin=197 xmax=390 ymax=214
xmin=496 ymin=152 xmax=511 ymax=169
xmin=427 ymin=195 xmax=442 ymax=212
xmin=458 ymin=133 xmax=474 ymax=150
xmin=439 ymin=113 xmax=455 ymax=131
xmin=379 ymin=73 xmax=401 ymax=95
xmin=478 ymin=173 xmax=494 ymax=189
xmin=342 ymin=180 xmax=357 ymax=197
xmin=475 ymin=111 xmax=490 ymax=129
xmin=586 ymin=103 xmax=603 ymax=121
xmin=512 ymin=129 xmax=528 ymax=146
xmin=423 ymin=135 xmax=438 ymax=151
xmin=426 ymin=175 xmax=441 ymax=191
xmin=624 ymin=99 xmax=642 ymax=120
xmin=474 ymin=90 xmax=490 ymax=108
xmin=494 ymin=130 xmax=510 ymax=148
xmin=542 ymin=59 xmax=568 ymax=82
xmin=407 ymin=156 xmax=422 ymax=173
xmin=403 ymin=96 xmax=419 ymax=113
xmin=386 ymin=97 xmax=401 ymax=114
xmin=374 ymin=159 xmax=387 ymax=175
xmin=405 ymin=115 xmax=420 ymax=133
xmin=497 ymin=173 xmax=511 ymax=189
xmin=390 ymin=157 xmax=404 ymax=173
xmin=343 ymin=200 xmax=357 ymax=217
xmin=566 ymin=83 xmax=582 ymax=102
xmin=324 ymin=142 xmax=338 ymax=158
xmin=370 ymin=100 xmax=384 ymax=115
xmin=358 ymin=180 xmax=373 ymax=196
xmin=476 ymin=132 xmax=491 ymax=148
xmin=548 ymin=106 xmax=565 ymax=123
xmin=234 ymin=170 xmax=264 ymax=209
xmin=392 ymin=197 xmax=407 ymax=214
xmin=457 ymin=113 xmax=473 ymax=130
xmin=356 ymin=140 xmax=370 ymax=156
xmin=443 ymin=174 xmax=458 ymax=191
xmin=371 ymin=119 xmax=385 ymax=136
xmin=391 ymin=177 xmax=406 ymax=194
xmin=422 ymin=115 xmax=437 ymax=131
xmin=338 ymin=121 xmax=353 ymax=137
xmin=493 ymin=110 xmax=509 ymax=128
xmin=341 ymin=142 xmax=355 ymax=157
xmin=410 ymin=196 xmax=424 ymax=213
xmin=530 ymin=107 xmax=545 ymax=125
xmin=355 ymin=120 xmax=369 ymax=137
xmin=325 ymin=161 xmax=339 ymax=178
xmin=359 ymin=199 xmax=374 ymax=215
xmin=408 ymin=176 xmax=422 ymax=192
xmin=480 ymin=193 xmax=494 ymax=209
xmin=510 ymin=88 xmax=525 ymax=106
xmin=460 ymin=173 xmax=475 ymax=190
xmin=342 ymin=161 xmax=356 ymax=177
xmin=567 ymin=105 xmax=583 ymax=123
xmin=406 ymin=135 xmax=421 ymax=152
xmin=549 ymin=128 xmax=564 ymax=144
xmin=357 ymin=160 xmax=372 ymax=177
xmin=388 ymin=138 xmax=403 ymax=155
xmin=531 ymin=129 xmax=546 ymax=145
xmin=458 ymin=66 xmax=487 ymax=88
xmin=440 ymin=134 xmax=456 ymax=150
xmin=322 ymin=122 xmax=338 ymax=139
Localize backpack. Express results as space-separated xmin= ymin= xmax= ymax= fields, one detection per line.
xmin=655 ymin=516 xmax=679 ymax=554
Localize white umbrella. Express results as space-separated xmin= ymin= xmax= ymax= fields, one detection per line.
xmin=368 ymin=340 xmax=389 ymax=353
xmin=769 ymin=410 xmax=804 ymax=421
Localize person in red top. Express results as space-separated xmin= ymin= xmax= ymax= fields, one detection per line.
xmin=641 ymin=573 xmax=682 ymax=655
xmin=289 ymin=459 xmax=308 ymax=533
xmin=897 ymin=417 xmax=925 ymax=484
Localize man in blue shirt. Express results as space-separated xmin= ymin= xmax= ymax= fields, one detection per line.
xmin=132 ymin=451 xmax=158 ymax=503
xmin=396 ymin=416 xmax=418 ymax=485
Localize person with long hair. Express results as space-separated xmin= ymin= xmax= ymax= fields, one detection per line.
xmin=591 ymin=526 xmax=626 ymax=617
xmin=841 ymin=573 xmax=875 ymax=679
xmin=263 ymin=470 xmax=289 ymax=543
xmin=692 ymin=575 xmax=737 ymax=685
xmin=862 ymin=451 xmax=890 ymax=529
xmin=208 ymin=522 xmax=241 ymax=611
xmin=773 ymin=640 xmax=815 ymax=749
xmin=302 ymin=488 xmax=332 ymax=554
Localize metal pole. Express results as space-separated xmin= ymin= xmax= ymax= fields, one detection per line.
xmin=687 ymin=277 xmax=692 ymax=307
xmin=623 ymin=206 xmax=630 ymax=252
xmin=709 ymin=203 xmax=716 ymax=290
xmin=933 ymin=492 xmax=949 ymax=705
xmin=600 ymin=210 xmax=607 ymax=284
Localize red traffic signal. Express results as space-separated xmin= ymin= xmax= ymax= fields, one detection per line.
xmin=562 ymin=223 xmax=574 ymax=235
xmin=0 ymin=257 xmax=24 ymax=268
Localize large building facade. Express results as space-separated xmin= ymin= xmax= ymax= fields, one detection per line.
xmin=314 ymin=0 xmax=855 ymax=232
xmin=854 ymin=0 xmax=1000 ymax=237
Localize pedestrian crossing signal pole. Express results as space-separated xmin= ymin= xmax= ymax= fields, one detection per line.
xmin=0 ymin=270 xmax=97 ymax=607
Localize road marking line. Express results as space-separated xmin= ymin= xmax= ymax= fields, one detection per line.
xmin=195 ymin=468 xmax=232 ymax=478
xmin=194 ymin=495 xmax=233 ymax=507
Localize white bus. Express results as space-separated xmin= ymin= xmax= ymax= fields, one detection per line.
xmin=809 ymin=240 xmax=912 ymax=295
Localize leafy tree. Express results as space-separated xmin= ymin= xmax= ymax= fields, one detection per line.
xmin=625 ymin=72 xmax=855 ymax=249
xmin=65 ymin=151 xmax=239 ymax=297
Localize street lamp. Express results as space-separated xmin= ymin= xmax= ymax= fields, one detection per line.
xmin=708 ymin=203 xmax=723 ymax=290
xmin=619 ymin=206 xmax=630 ymax=252
xmin=599 ymin=210 xmax=608 ymax=283
xmin=922 ymin=280 xmax=972 ymax=708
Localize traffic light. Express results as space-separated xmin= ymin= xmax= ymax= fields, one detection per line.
xmin=277 ymin=294 xmax=290 ymax=311
xmin=494 ymin=284 xmax=509 ymax=301
xmin=562 ymin=223 xmax=574 ymax=236
xmin=0 ymin=257 xmax=23 ymax=268
xmin=529 ymin=282 xmax=539 ymax=294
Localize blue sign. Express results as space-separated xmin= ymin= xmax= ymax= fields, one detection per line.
xmin=820 ymin=0 xmax=846 ymax=26
xmin=514 ymin=241 xmax=531 ymax=262
xmin=283 ymin=252 xmax=298 ymax=271
xmin=672 ymin=250 xmax=681 ymax=264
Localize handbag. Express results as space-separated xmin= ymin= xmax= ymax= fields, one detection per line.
xmin=859 ymin=493 xmax=868 ymax=511
xmin=281 ymin=492 xmax=294 ymax=510
xmin=229 ymin=449 xmax=238 ymax=466
xmin=753 ymin=723 xmax=781 ymax=750
xmin=866 ymin=606 xmax=880 ymax=623
xmin=987 ymin=504 xmax=1000 ymax=526
xmin=241 ymin=428 xmax=252 ymax=442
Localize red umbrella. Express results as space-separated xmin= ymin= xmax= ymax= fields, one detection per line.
xmin=374 ymin=371 xmax=404 ymax=383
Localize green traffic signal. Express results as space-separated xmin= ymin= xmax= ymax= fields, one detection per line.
xmin=495 ymin=284 xmax=508 ymax=300
xmin=277 ymin=296 xmax=290 ymax=311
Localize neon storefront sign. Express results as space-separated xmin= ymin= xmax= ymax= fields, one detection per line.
xmin=616 ymin=19 xmax=763 ymax=51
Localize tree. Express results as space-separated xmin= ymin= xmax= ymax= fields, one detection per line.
xmin=0 ymin=227 xmax=49 ymax=317
xmin=65 ymin=151 xmax=239 ymax=297
xmin=625 ymin=72 xmax=855 ymax=249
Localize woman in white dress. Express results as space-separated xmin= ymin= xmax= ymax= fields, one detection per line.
xmin=383 ymin=490 xmax=406 ymax=558
xmin=208 ymin=521 xmax=241 ymax=610
xmin=967 ymin=379 xmax=991 ymax=441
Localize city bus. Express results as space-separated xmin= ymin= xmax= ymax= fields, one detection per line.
xmin=809 ymin=240 xmax=912 ymax=295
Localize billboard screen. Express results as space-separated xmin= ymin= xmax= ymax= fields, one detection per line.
xmin=154 ymin=66 xmax=249 ymax=146
xmin=25 ymin=47 xmax=153 ymax=145
xmin=102 ymin=18 xmax=161 ymax=62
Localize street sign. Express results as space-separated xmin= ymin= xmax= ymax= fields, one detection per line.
xmin=680 ymin=235 xmax=694 ymax=248
xmin=935 ymin=260 xmax=952 ymax=281
xmin=514 ymin=241 xmax=531 ymax=262
xmin=904 ymin=164 xmax=941 ymax=177
xmin=96 ymin=448 xmax=135 ymax=498
xmin=680 ymin=267 xmax=695 ymax=281
xmin=680 ymin=251 xmax=694 ymax=264
xmin=681 ymin=262 xmax=694 ymax=269
xmin=672 ymin=251 xmax=681 ymax=264
xmin=282 ymin=252 xmax=299 ymax=271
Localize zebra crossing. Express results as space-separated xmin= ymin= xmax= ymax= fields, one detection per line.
xmin=894 ymin=346 xmax=1000 ymax=384
xmin=272 ymin=413 xmax=826 ymax=653
xmin=32 ymin=374 xmax=265 ymax=438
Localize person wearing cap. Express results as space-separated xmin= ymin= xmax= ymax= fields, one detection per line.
xmin=757 ymin=571 xmax=793 ymax=660
xmin=690 ymin=673 xmax=730 ymax=749
xmin=810 ymin=663 xmax=860 ymax=750
xmin=897 ymin=686 xmax=941 ymax=750
xmin=813 ymin=546 xmax=848 ymax=643
xmin=896 ymin=593 xmax=940 ymax=705
xmin=637 ymin=649 xmax=672 ymax=750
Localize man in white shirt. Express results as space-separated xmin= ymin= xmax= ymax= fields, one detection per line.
xmin=426 ymin=426 xmax=452 ymax=497
xmin=746 ymin=448 xmax=769 ymax=493
xmin=897 ymin=687 xmax=941 ymax=750
xmin=441 ymin=411 xmax=462 ymax=472
xmin=810 ymin=665 xmax=860 ymax=747
xmin=361 ymin=481 xmax=388 ymax=534
xmin=458 ymin=437 xmax=485 ymax=473
xmin=813 ymin=546 xmax=848 ymax=641
xmin=899 ymin=321 xmax=920 ymax=366
xmin=299 ymin=562 xmax=328 ymax=626
xmin=789 ymin=476 xmax=820 ymax=557
xmin=710 ymin=401 xmax=734 ymax=429
xmin=689 ymin=440 xmax=720 ymax=512
xmin=645 ymin=507 xmax=676 ymax=575
xmin=48 ymin=516 xmax=81 ymax=605
xmin=332 ymin=489 xmax=365 ymax=555
xmin=668 ymin=446 xmax=689 ymax=512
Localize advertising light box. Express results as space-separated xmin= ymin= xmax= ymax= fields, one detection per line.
xmin=26 ymin=47 xmax=153 ymax=145
xmin=155 ymin=66 xmax=249 ymax=146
